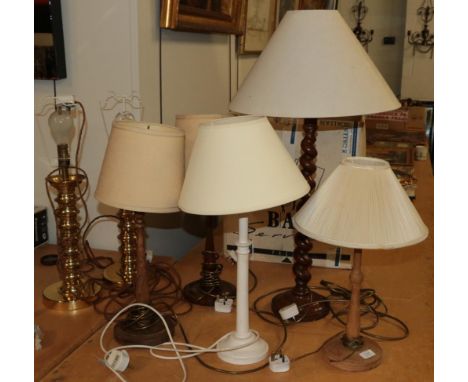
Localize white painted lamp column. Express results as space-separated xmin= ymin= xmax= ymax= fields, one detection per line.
xmin=177 ymin=116 xmax=310 ymax=365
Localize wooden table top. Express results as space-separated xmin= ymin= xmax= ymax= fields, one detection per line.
xmin=36 ymin=159 xmax=433 ymax=382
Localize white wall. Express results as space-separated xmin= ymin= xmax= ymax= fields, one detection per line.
xmin=338 ymin=0 xmax=406 ymax=96
xmin=400 ymin=0 xmax=434 ymax=100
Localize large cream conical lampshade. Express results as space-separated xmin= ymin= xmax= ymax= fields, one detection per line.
xmin=95 ymin=120 xmax=184 ymax=213
xmin=229 ymin=10 xmax=400 ymax=118
xmin=178 ymin=115 xmax=310 ymax=215
xmin=293 ymin=156 xmax=428 ymax=249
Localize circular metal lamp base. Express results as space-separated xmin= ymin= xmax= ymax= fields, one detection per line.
xmin=113 ymin=307 xmax=176 ymax=346
xmin=271 ymin=289 xmax=329 ymax=322
xmin=43 ymin=281 xmax=101 ymax=311
xmin=183 ymin=279 xmax=236 ymax=306
xmin=322 ymin=336 xmax=383 ymax=372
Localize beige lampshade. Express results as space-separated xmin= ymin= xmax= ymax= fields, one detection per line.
xmin=178 ymin=115 xmax=310 ymax=216
xmin=293 ymin=157 xmax=428 ymax=249
xmin=95 ymin=120 xmax=184 ymax=213
xmin=175 ymin=114 xmax=226 ymax=168
xmin=230 ymin=10 xmax=400 ymax=118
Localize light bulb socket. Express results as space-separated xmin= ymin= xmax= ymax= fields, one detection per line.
xmin=57 ymin=144 xmax=70 ymax=178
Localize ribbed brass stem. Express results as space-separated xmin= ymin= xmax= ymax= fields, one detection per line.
xmin=48 ymin=173 xmax=85 ymax=301
xmin=118 ymin=209 xmax=138 ymax=286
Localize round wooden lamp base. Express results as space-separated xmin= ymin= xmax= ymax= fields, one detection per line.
xmin=183 ymin=279 xmax=236 ymax=306
xmin=271 ymin=289 xmax=329 ymax=322
xmin=322 ymin=335 xmax=382 ymax=372
xmin=114 ymin=306 xmax=176 ymax=346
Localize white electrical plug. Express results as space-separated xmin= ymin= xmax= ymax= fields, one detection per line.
xmin=224 ymin=250 xmax=237 ymax=263
xmin=106 ymin=349 xmax=130 ymax=372
xmin=269 ymin=353 xmax=290 ymax=372
xmin=146 ymin=249 xmax=154 ymax=263
xmin=214 ymin=297 xmax=234 ymax=313
xmin=278 ymin=303 xmax=300 ymax=321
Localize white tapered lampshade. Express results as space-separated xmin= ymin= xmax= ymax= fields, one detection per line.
xmin=95 ymin=120 xmax=184 ymax=213
xmin=230 ymin=10 xmax=400 ymax=118
xmin=175 ymin=114 xmax=226 ymax=168
xmin=178 ymin=115 xmax=310 ymax=215
xmin=293 ymin=157 xmax=428 ymax=249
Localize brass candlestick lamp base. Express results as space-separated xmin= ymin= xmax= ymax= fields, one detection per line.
xmin=44 ymin=170 xmax=101 ymax=311
xmin=322 ymin=335 xmax=382 ymax=372
xmin=103 ymin=209 xmax=138 ymax=287
xmin=113 ymin=212 xmax=172 ymax=346
xmin=43 ymin=281 xmax=101 ymax=311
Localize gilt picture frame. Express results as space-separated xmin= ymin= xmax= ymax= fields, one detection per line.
xmin=160 ymin=0 xmax=244 ymax=35
xmin=238 ymin=0 xmax=278 ymax=54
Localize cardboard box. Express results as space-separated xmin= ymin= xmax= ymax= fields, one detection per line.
xmin=367 ymin=144 xmax=413 ymax=166
xmin=222 ymin=119 xmax=364 ymax=269
xmin=366 ymin=127 xmax=427 ymax=147
xmin=365 ymin=106 xmax=428 ymax=132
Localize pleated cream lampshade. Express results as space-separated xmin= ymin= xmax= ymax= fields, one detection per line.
xmin=175 ymin=114 xmax=226 ymax=168
xmin=293 ymin=157 xmax=428 ymax=249
xmin=178 ymin=115 xmax=310 ymax=215
xmin=95 ymin=120 xmax=184 ymax=213
xmin=230 ymin=10 xmax=400 ymax=118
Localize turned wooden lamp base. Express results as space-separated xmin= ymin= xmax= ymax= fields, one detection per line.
xmin=183 ymin=279 xmax=236 ymax=306
xmin=322 ymin=335 xmax=382 ymax=372
xmin=114 ymin=306 xmax=176 ymax=346
xmin=271 ymin=289 xmax=329 ymax=321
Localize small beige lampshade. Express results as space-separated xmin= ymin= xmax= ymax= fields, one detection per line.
xmin=95 ymin=120 xmax=185 ymax=213
xmin=175 ymin=114 xmax=226 ymax=168
xmin=293 ymin=157 xmax=428 ymax=249
xmin=178 ymin=115 xmax=310 ymax=216
xmin=230 ymin=10 xmax=400 ymax=118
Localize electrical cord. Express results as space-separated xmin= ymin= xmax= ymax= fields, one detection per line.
xmin=178 ymin=309 xmax=288 ymax=375
xmin=100 ymin=303 xmax=278 ymax=381
xmin=252 ymin=280 xmax=409 ymax=343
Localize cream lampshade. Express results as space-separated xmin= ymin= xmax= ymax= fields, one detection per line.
xmin=175 ymin=114 xmax=237 ymax=307
xmin=229 ymin=9 xmax=401 ymax=322
xmin=178 ymin=115 xmax=309 ymax=365
xmin=230 ymin=10 xmax=400 ymax=117
xmin=179 ymin=115 xmax=309 ymax=215
xmin=95 ymin=120 xmax=184 ymax=346
xmin=175 ymin=114 xmax=226 ymax=168
xmin=95 ymin=120 xmax=184 ymax=213
xmin=293 ymin=156 xmax=428 ymax=371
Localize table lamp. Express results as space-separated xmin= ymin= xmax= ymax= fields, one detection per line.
xmin=229 ymin=10 xmax=401 ymax=322
xmin=95 ymin=120 xmax=184 ymax=345
xmin=179 ymin=115 xmax=309 ymax=365
xmin=175 ymin=114 xmax=237 ymax=306
xmin=43 ymin=102 xmax=100 ymax=310
xmin=293 ymin=156 xmax=428 ymax=371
